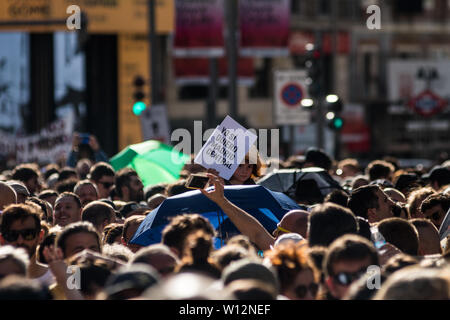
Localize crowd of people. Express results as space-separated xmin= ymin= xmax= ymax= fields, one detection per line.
xmin=0 ymin=133 xmax=449 ymax=301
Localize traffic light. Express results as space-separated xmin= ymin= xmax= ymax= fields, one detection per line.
xmin=305 ymin=46 xmax=323 ymax=98
xmin=132 ymin=75 xmax=147 ymax=116
xmin=326 ymin=95 xmax=344 ymax=131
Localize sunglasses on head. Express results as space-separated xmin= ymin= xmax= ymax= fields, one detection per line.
xmin=294 ymin=283 xmax=319 ymax=299
xmin=332 ymin=268 xmax=367 ymax=286
xmin=3 ymin=228 xmax=39 ymax=242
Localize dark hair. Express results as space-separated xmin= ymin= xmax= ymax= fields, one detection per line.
xmin=348 ymin=185 xmax=381 ymax=219
xmin=377 ymin=218 xmax=420 ymax=256
xmin=324 ymin=234 xmax=379 ymax=278
xmin=305 ymin=148 xmax=332 ymax=171
xmin=307 ymin=246 xmax=328 ymax=284
xmin=37 ymin=231 xmax=60 ymax=264
xmin=115 ymin=168 xmax=138 ymax=198
xmin=177 ymin=230 xmax=221 ymax=279
xmin=43 ymin=164 xmax=60 ymax=181
xmin=0 ymin=276 xmax=52 ymax=300
xmin=211 ymin=245 xmax=250 ymax=271
xmin=410 ymin=218 xmax=437 ymax=230
xmin=25 ymin=197 xmax=48 ymax=221
xmin=89 ymin=162 xmax=115 ymax=182
xmin=38 ymin=190 xmax=58 ymax=201
xmin=81 ymin=201 xmax=115 ymax=230
xmin=382 ymin=253 xmax=419 ymax=277
xmin=294 ymin=179 xmax=324 ymax=205
xmin=420 ymin=193 xmax=450 ymax=214
xmin=166 ymin=180 xmax=190 ymax=197
xmin=325 ymin=189 xmax=349 ymax=208
xmin=58 ymin=167 xmax=78 ymax=182
xmin=0 ymin=204 xmax=42 ymax=235
xmin=68 ymin=258 xmax=112 ymax=298
xmin=103 ymin=224 xmax=124 ymax=245
xmin=144 ymin=184 xmax=168 ymax=200
xmin=56 ymin=221 xmax=101 ymax=257
xmin=55 ymin=178 xmax=79 ymax=194
xmin=74 ymin=179 xmax=98 ymax=194
xmin=366 ymin=160 xmax=395 ymax=181
xmin=308 ymin=203 xmax=358 ymax=247
xmin=161 ymin=214 xmax=216 ymax=255
xmin=55 ymin=192 xmax=82 ymax=209
xmin=11 ymin=164 xmax=39 ymax=182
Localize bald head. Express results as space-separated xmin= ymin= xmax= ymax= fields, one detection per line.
xmin=279 ymin=210 xmax=310 ymax=238
xmin=0 ymin=182 xmax=17 ymax=210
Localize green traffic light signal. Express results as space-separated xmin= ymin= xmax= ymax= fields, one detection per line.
xmin=133 ymin=101 xmax=147 ymax=116
xmin=333 ymin=117 xmax=344 ymax=130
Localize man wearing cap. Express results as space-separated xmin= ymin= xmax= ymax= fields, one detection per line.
xmin=423 ymin=166 xmax=450 ymax=191
xmin=0 ymin=182 xmax=17 ymax=211
xmin=7 ymin=181 xmax=30 ymax=204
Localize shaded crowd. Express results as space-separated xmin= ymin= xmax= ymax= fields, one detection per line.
xmin=0 ymin=134 xmax=449 ymax=300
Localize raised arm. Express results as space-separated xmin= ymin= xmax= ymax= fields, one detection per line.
xmin=200 ymin=173 xmax=275 ymax=251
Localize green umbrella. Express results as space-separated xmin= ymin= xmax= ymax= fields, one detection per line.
xmin=110 ymin=140 xmax=190 ymax=187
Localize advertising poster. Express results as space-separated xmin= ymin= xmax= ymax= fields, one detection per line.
xmin=173 ymin=0 xmax=225 ymax=57
xmin=239 ymin=0 xmax=290 ymax=57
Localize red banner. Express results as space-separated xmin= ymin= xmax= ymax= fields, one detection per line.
xmin=239 ymin=0 xmax=290 ymax=57
xmin=173 ymin=0 xmax=225 ymax=57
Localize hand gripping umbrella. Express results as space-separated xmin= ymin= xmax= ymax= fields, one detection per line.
xmin=130 ymin=185 xmax=301 ymax=248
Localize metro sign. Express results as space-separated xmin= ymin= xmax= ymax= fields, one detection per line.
xmin=408 ymin=89 xmax=447 ymax=117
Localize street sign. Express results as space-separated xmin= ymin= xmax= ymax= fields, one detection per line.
xmin=274 ymin=70 xmax=311 ymax=125
xmin=281 ymin=83 xmax=305 ymax=107
xmin=140 ymin=104 xmax=171 ymax=145
xmin=407 ymin=89 xmax=447 ymax=117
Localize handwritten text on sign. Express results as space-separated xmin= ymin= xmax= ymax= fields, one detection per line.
xmin=194 ymin=116 xmax=257 ymax=180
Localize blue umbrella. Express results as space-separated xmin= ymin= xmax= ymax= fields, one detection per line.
xmin=130 ymin=185 xmax=302 ymax=248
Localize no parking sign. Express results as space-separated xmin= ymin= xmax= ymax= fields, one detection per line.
xmin=274 ymin=70 xmax=311 ymax=125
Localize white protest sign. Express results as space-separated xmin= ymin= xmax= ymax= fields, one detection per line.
xmin=15 ymin=114 xmax=74 ymax=164
xmin=194 ymin=116 xmax=257 ymax=180
xmin=140 ymin=104 xmax=171 ymax=144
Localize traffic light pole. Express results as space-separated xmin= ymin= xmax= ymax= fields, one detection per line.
xmin=207 ymin=58 xmax=218 ymax=129
xmin=227 ymin=0 xmax=238 ymax=119
xmin=148 ymin=0 xmax=159 ymax=105
xmin=315 ymin=29 xmax=325 ymax=150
